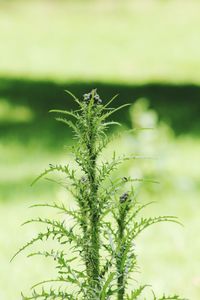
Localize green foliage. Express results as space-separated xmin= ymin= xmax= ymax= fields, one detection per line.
xmin=12 ymin=90 xmax=187 ymax=299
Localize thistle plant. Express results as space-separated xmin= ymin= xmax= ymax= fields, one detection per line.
xmin=12 ymin=89 xmax=187 ymax=300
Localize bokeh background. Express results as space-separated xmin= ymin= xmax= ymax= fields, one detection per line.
xmin=0 ymin=0 xmax=200 ymax=299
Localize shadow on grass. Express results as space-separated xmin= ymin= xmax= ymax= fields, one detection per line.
xmin=0 ymin=76 xmax=200 ymax=147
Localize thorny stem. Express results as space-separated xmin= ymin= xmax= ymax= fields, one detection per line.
xmin=89 ymin=152 xmax=100 ymax=287
xmin=117 ymin=196 xmax=129 ymax=300
xmin=85 ymin=91 xmax=100 ymax=292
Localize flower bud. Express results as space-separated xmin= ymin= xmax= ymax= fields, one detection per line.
xmin=81 ymin=176 xmax=87 ymax=183
xmin=83 ymin=89 xmax=102 ymax=105
xmin=120 ymin=192 xmax=129 ymax=203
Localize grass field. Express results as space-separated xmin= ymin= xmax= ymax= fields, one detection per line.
xmin=0 ymin=0 xmax=200 ymax=299
xmin=1 ymin=0 xmax=200 ymax=83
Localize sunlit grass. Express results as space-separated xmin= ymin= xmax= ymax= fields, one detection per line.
xmin=0 ymin=99 xmax=34 ymax=123
xmin=0 ymin=0 xmax=200 ymax=83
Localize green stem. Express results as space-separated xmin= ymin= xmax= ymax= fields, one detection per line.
xmin=86 ymin=111 xmax=100 ymax=292
xmin=89 ymin=150 xmax=100 ymax=287
xmin=117 ymin=206 xmax=126 ymax=300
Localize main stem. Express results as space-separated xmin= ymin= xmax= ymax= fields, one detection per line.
xmin=87 ymin=112 xmax=100 ymax=292
xmin=90 ymin=156 xmax=100 ymax=283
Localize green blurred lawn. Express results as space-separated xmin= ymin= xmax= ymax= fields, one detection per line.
xmin=0 ymin=0 xmax=200 ymax=299
xmin=1 ymin=0 xmax=200 ymax=83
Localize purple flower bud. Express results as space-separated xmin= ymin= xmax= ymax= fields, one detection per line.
xmin=81 ymin=176 xmax=87 ymax=183
xmin=83 ymin=93 xmax=91 ymax=101
xmin=120 ymin=192 xmax=129 ymax=203
xmin=94 ymin=94 xmax=100 ymax=100
xmin=83 ymin=89 xmax=102 ymax=105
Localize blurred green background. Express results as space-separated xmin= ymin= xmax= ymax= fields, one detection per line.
xmin=0 ymin=0 xmax=200 ymax=299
